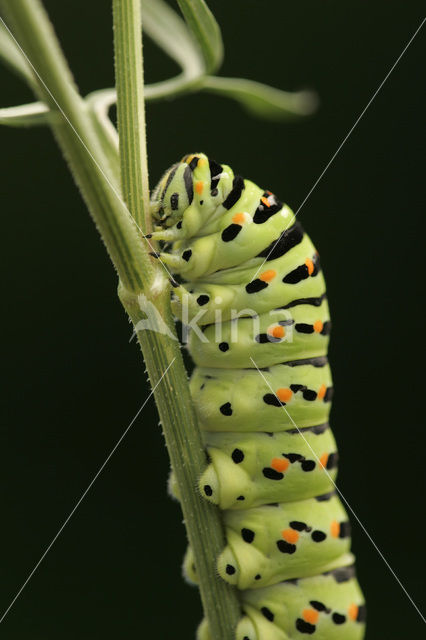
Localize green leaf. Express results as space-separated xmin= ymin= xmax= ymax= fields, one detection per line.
xmin=141 ymin=0 xmax=203 ymax=77
xmin=141 ymin=0 xmax=208 ymax=99
xmin=0 ymin=19 xmax=33 ymax=81
xmin=0 ymin=100 xmax=53 ymax=126
xmin=176 ymin=0 xmax=223 ymax=73
xmin=202 ymin=75 xmax=318 ymax=120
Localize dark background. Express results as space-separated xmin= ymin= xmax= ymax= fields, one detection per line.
xmin=1 ymin=1 xmax=425 ymax=638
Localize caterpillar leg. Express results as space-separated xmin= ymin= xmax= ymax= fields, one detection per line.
xmin=151 ymin=200 xmax=209 ymax=243
xmin=198 ymin=447 xmax=254 ymax=509
xmin=198 ymin=462 xmax=220 ymax=505
xmin=150 ymin=249 xmax=190 ymax=272
xmin=237 ymin=608 xmax=290 ymax=640
xmin=150 ymin=226 xmax=182 ymax=243
xmin=196 ymin=618 xmax=211 ymax=640
xmin=182 ymin=546 xmax=198 ymax=586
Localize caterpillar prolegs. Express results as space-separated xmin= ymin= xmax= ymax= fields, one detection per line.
xmin=150 ymin=153 xmax=366 ymax=639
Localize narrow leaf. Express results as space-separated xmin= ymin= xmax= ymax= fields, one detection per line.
xmin=202 ymin=76 xmax=318 ymax=120
xmin=176 ymin=0 xmax=223 ymax=73
xmin=141 ymin=0 xmax=204 ymax=77
xmin=0 ymin=100 xmax=52 ymax=127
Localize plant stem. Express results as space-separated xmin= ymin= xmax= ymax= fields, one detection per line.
xmin=113 ymin=2 xmax=241 ymax=637
xmin=119 ymin=286 xmax=241 ymax=640
xmin=113 ymin=0 xmax=150 ymax=234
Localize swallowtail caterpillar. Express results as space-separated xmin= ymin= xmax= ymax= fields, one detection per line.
xmin=150 ymin=153 xmax=366 ymax=640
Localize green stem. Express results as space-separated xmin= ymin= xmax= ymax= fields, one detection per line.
xmin=113 ymin=2 xmax=241 ymax=637
xmin=113 ymin=0 xmax=150 ymax=234
xmin=119 ymin=286 xmax=241 ymax=640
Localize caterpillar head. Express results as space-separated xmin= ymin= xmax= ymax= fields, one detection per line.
xmin=151 ymin=152 xmax=234 ymax=235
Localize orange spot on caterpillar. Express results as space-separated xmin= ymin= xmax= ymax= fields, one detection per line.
xmin=232 ymin=212 xmax=245 ymax=224
xmin=317 ymin=384 xmax=327 ymax=399
xmin=313 ymin=320 xmax=323 ymax=333
xmin=319 ymin=453 xmax=329 ymax=468
xmin=302 ymin=608 xmax=319 ymax=624
xmin=195 ymin=180 xmax=204 ymax=194
xmin=261 ymin=196 xmax=271 ymax=207
xmin=268 ymin=325 xmax=285 ymax=339
xmin=282 ymin=528 xmax=299 ymax=544
xmin=271 ymin=457 xmax=289 ymax=472
xmin=276 ymin=388 xmax=292 ymax=402
xmin=305 ymin=257 xmax=314 ymax=275
xmin=259 ymin=269 xmax=277 ymax=282
xmin=330 ymin=520 xmax=340 ymax=538
xmin=348 ymin=603 xmax=359 ymax=621
xmin=198 ymin=157 xmax=207 ymax=167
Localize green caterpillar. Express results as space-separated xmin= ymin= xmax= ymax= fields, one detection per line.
xmin=150 ymin=153 xmax=366 ymax=639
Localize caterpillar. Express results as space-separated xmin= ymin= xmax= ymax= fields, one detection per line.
xmin=150 ymin=153 xmax=366 ymax=640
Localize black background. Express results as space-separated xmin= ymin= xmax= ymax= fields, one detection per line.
xmin=1 ymin=1 xmax=425 ymax=638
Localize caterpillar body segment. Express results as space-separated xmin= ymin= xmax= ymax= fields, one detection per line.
xmin=151 ymin=153 xmax=365 ymax=639
xmin=198 ymin=426 xmax=338 ymax=510
xmin=190 ymin=361 xmax=333 ymax=432
xmin=169 ymin=242 xmax=323 ymax=325
xmin=196 ymin=568 xmax=365 ymax=640
xmin=217 ymin=495 xmax=352 ymax=589
xmin=188 ymin=296 xmax=331 ymax=370
xmin=196 ymin=567 xmax=365 ymax=640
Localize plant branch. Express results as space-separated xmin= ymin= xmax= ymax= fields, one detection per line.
xmin=113 ymin=0 xmax=150 ymax=234
xmin=119 ymin=287 xmax=242 ymax=640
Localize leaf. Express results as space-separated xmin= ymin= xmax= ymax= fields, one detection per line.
xmin=0 ymin=101 xmax=53 ymax=127
xmin=0 ymin=19 xmax=33 ymax=82
xmin=176 ymin=0 xmax=223 ymax=73
xmin=201 ymin=76 xmax=318 ymax=120
xmin=141 ymin=0 xmax=204 ymax=78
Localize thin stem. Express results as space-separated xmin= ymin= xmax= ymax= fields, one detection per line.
xmin=113 ymin=1 xmax=241 ymax=637
xmin=113 ymin=0 xmax=150 ymax=234
xmin=119 ymin=287 xmax=241 ymax=640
